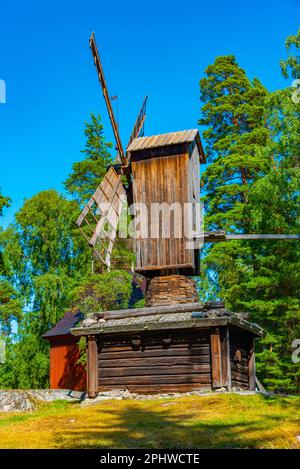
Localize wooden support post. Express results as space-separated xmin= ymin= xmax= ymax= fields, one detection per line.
xmin=87 ymin=335 xmax=98 ymax=398
xmin=221 ymin=327 xmax=232 ymax=390
xmin=210 ymin=328 xmax=222 ymax=389
xmin=248 ymin=336 xmax=256 ymax=391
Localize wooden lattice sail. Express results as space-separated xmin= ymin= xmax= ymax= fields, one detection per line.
xmin=76 ymin=167 xmax=126 ymax=268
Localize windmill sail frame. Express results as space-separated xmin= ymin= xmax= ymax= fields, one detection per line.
xmin=76 ymin=167 xmax=127 ymax=268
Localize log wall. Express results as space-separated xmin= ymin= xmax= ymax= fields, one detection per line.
xmin=97 ymin=329 xmax=211 ymax=393
xmin=230 ymin=327 xmax=252 ymax=389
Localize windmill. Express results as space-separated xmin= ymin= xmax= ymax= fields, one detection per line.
xmin=77 ymin=33 xmax=300 ymax=303
xmin=77 ymin=33 xmax=206 ymax=276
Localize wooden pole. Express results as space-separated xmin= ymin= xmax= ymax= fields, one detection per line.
xmin=221 ymin=327 xmax=232 ymax=390
xmin=248 ymin=337 xmax=256 ymax=391
xmin=87 ymin=335 xmax=98 ymax=398
xmin=210 ymin=328 xmax=222 ymax=389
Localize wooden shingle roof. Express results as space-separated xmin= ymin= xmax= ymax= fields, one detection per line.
xmin=43 ymin=311 xmax=83 ymax=339
xmin=127 ymin=129 xmax=206 ymax=162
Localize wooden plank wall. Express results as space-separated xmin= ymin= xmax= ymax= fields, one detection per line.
xmin=229 ymin=327 xmax=251 ymax=389
xmin=49 ymin=335 xmax=86 ymax=391
xmin=131 ymin=153 xmax=193 ymax=271
xmin=97 ymin=330 xmax=211 ymax=393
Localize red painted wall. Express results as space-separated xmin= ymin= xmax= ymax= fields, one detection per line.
xmin=48 ymin=335 xmax=86 ymax=391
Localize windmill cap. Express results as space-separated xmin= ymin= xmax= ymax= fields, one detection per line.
xmin=127 ymin=129 xmax=205 ymax=162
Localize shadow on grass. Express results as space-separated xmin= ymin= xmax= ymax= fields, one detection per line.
xmin=53 ymin=396 xmax=300 ymax=449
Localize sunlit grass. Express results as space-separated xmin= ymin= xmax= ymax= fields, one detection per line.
xmin=0 ymin=394 xmax=299 ymax=449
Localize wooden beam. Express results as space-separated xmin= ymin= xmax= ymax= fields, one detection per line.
xmin=204 ymin=231 xmax=300 ymax=243
xmin=221 ymin=327 xmax=232 ymax=390
xmin=248 ymin=337 xmax=256 ymax=391
xmin=89 ymin=33 xmax=126 ymax=165
xmin=135 ymin=263 xmax=195 ymax=272
xmin=93 ymin=301 xmax=225 ymax=321
xmin=87 ymin=335 xmax=98 ymax=398
xmin=210 ymin=328 xmax=222 ymax=389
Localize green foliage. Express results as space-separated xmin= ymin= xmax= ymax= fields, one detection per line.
xmin=71 ymin=270 xmax=132 ymax=316
xmin=241 ymin=168 xmax=300 ymax=392
xmin=199 ymin=55 xmax=270 ymax=231
xmin=64 ymin=114 xmax=113 ymax=206
xmin=199 ymin=41 xmax=300 ymax=392
xmin=0 ymin=189 xmax=90 ymax=388
xmin=1 ymin=33 xmax=299 ymax=394
xmin=0 ymin=332 xmax=50 ymax=389
xmin=280 ymin=28 xmax=300 ymax=80
xmin=0 ymin=281 xmax=22 ymax=335
xmin=0 ymin=190 xmax=11 ymax=218
xmin=77 ymin=336 xmax=86 ymax=366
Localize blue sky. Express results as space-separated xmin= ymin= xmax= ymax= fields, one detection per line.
xmin=0 ymin=0 xmax=299 ymax=227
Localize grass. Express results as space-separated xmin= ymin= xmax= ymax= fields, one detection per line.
xmin=0 ymin=394 xmax=299 ymax=449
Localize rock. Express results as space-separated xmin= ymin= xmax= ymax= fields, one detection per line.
xmin=81 ymin=318 xmax=98 ymax=327
xmin=122 ymin=389 xmax=132 ymax=399
xmin=0 ymin=389 xmax=84 ymax=412
xmin=0 ymin=391 xmax=36 ymax=412
xmin=231 ymin=386 xmax=243 ymax=392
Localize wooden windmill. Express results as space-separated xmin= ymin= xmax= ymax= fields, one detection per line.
xmin=77 ymin=34 xmax=205 ymax=284
xmin=77 ymin=33 xmax=300 ymax=307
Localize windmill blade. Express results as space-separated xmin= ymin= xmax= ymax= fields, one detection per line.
xmin=89 ymin=32 xmax=127 ymax=166
xmin=127 ymin=96 xmax=148 ymax=149
xmin=203 ymin=231 xmax=300 ymax=243
xmin=76 ymin=167 xmax=127 ymax=268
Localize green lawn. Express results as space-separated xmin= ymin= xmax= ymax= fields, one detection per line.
xmin=0 ymin=393 xmax=299 ymax=449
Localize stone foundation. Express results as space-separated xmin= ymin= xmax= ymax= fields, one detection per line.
xmin=145 ymin=275 xmax=198 ymax=307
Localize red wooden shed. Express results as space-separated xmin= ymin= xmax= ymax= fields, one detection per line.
xmin=43 ymin=311 xmax=86 ymax=391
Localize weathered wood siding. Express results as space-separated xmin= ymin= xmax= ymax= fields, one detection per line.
xmin=97 ymin=329 xmax=211 ymax=393
xmin=229 ymin=327 xmax=251 ymax=389
xmin=131 ymin=152 xmax=194 ymax=272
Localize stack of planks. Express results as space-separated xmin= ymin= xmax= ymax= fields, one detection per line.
xmin=145 ymin=275 xmax=198 ymax=307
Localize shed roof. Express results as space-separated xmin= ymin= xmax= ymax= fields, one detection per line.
xmin=71 ymin=305 xmax=263 ymax=337
xmin=127 ymin=129 xmax=205 ymax=161
xmin=43 ymin=311 xmax=83 ymax=339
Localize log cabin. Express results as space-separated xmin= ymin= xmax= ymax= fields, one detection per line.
xmin=71 ymin=302 xmax=263 ymax=397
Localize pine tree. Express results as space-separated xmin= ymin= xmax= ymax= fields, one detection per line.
xmin=238 ymin=30 xmax=300 ymax=392
xmin=243 ymin=167 xmax=300 ymax=392
xmin=199 ymin=43 xmax=300 ymax=393
xmin=199 ymin=55 xmax=270 ymax=231
xmin=198 ymin=55 xmax=271 ymax=303
xmin=64 ymin=114 xmax=113 ymax=206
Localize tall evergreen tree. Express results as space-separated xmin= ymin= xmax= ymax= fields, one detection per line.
xmin=238 ymin=30 xmax=300 ymax=392
xmin=199 ymin=55 xmax=270 ymax=232
xmin=199 ymin=41 xmax=300 ymax=393
xmin=198 ymin=55 xmax=271 ymax=303
xmin=64 ymin=113 xmax=113 ymax=206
